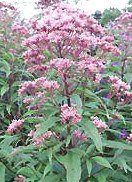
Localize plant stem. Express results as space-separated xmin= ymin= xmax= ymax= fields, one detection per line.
xmin=0 ymin=158 xmax=16 ymax=174
xmin=67 ymin=96 xmax=71 ymax=107
xmin=121 ymin=57 xmax=126 ymax=81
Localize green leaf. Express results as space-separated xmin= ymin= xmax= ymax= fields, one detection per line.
xmin=6 ymin=104 xmax=11 ymax=114
xmin=86 ymin=160 xmax=92 ymax=177
xmin=41 ymin=173 xmax=60 ymax=182
xmin=48 ymin=149 xmax=53 ymax=165
xmin=0 ymin=162 xmax=5 ymax=182
xmin=43 ymin=50 xmax=51 ymax=56
xmin=114 ymin=158 xmax=132 ymax=173
xmin=66 ymin=135 xmax=71 ymax=147
xmin=70 ymin=148 xmax=85 ymax=157
xmin=86 ymin=144 xmax=95 ymax=155
xmin=71 ymin=94 xmax=82 ymax=107
xmin=24 ymin=110 xmax=41 ymax=117
xmin=103 ymin=140 xmax=132 ymax=150
xmin=110 ymin=171 xmax=130 ymax=182
xmin=0 ymin=60 xmax=10 ymax=77
xmin=1 ymin=84 xmax=9 ymax=96
xmin=17 ymin=166 xmax=38 ymax=179
xmin=85 ymin=102 xmax=99 ymax=109
xmin=42 ymin=164 xmax=52 ymax=180
xmin=71 ymin=94 xmax=83 ymax=114
xmin=96 ymin=170 xmax=108 ymax=182
xmin=92 ymin=156 xmax=112 ymax=169
xmin=57 ymin=151 xmax=81 ymax=182
xmin=83 ymin=120 xmax=103 ymax=152
xmin=118 ymin=159 xmax=128 ymax=173
xmin=35 ymin=117 xmax=58 ymax=137
xmin=85 ymin=90 xmax=110 ymax=119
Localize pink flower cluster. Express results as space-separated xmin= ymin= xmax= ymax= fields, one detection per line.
xmin=28 ymin=125 xmax=52 ymax=146
xmin=77 ymin=56 xmax=105 ymax=83
xmin=115 ymin=12 xmax=132 ymax=23
xmin=21 ymin=1 xmax=120 ymax=89
xmin=18 ymin=81 xmax=37 ymax=96
xmin=35 ymin=77 xmax=60 ymax=91
xmin=0 ymin=2 xmax=16 ymax=10
xmin=109 ymin=76 xmax=132 ymax=103
xmin=18 ymin=77 xmax=59 ymax=96
xmin=13 ymin=175 xmax=25 ymax=182
xmin=91 ymin=116 xmax=108 ymax=132
xmin=61 ymin=104 xmax=82 ymax=125
xmin=7 ymin=119 xmax=24 ymax=134
xmin=112 ymin=13 xmax=132 ymax=55
xmin=98 ymin=37 xmax=120 ymax=55
xmin=18 ymin=77 xmax=59 ymax=110
xmin=23 ymin=92 xmax=46 ymax=110
xmin=49 ymin=58 xmax=74 ymax=76
xmin=12 ymin=23 xmax=28 ymax=35
xmin=73 ymin=129 xmax=87 ymax=142
xmin=34 ymin=131 xmax=52 ymax=146
xmin=110 ymin=76 xmax=130 ymax=92
xmin=72 ymin=129 xmax=87 ymax=146
xmin=22 ymin=2 xmax=106 ymax=71
xmin=27 ymin=65 xmax=49 ymax=76
xmin=37 ymin=0 xmax=60 ymax=8
xmin=127 ymin=133 xmax=132 ymax=141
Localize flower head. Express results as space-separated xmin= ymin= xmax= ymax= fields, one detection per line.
xmin=7 ymin=119 xmax=24 ymax=134
xmin=127 ymin=133 xmax=132 ymax=141
xmin=61 ymin=104 xmax=82 ymax=125
xmin=91 ymin=116 xmax=108 ymax=132
xmin=13 ymin=175 xmax=25 ymax=182
xmin=119 ymin=129 xmax=129 ymax=139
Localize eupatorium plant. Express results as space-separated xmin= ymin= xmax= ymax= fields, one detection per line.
xmin=0 ymin=1 xmax=132 ymax=182
xmin=109 ymin=12 xmax=132 ymax=81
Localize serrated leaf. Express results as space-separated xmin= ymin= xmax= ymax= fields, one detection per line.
xmin=96 ymin=170 xmax=108 ymax=182
xmin=17 ymin=166 xmax=37 ymax=179
xmin=71 ymin=94 xmax=82 ymax=107
xmin=1 ymin=84 xmax=9 ymax=96
xmin=41 ymin=173 xmax=60 ymax=182
xmin=85 ymin=89 xmax=110 ymax=119
xmin=70 ymin=148 xmax=85 ymax=157
xmin=86 ymin=144 xmax=95 ymax=155
xmin=35 ymin=117 xmax=58 ymax=137
xmin=48 ymin=149 xmax=53 ymax=165
xmin=118 ymin=159 xmax=128 ymax=173
xmin=103 ymin=140 xmax=132 ymax=150
xmin=0 ymin=162 xmax=5 ymax=182
xmin=71 ymin=94 xmax=83 ymax=114
xmin=57 ymin=151 xmax=81 ymax=182
xmin=42 ymin=164 xmax=52 ymax=180
xmin=66 ymin=135 xmax=71 ymax=147
xmin=83 ymin=120 xmax=102 ymax=152
xmin=114 ymin=158 xmax=132 ymax=173
xmin=92 ymin=156 xmax=112 ymax=169
xmin=0 ymin=60 xmax=10 ymax=77
xmin=86 ymin=160 xmax=92 ymax=177
xmin=24 ymin=110 xmax=41 ymax=117
xmin=6 ymin=105 xmax=11 ymax=114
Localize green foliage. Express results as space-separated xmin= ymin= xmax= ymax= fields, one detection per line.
xmin=101 ymin=8 xmax=121 ymax=26
xmin=92 ymin=156 xmax=112 ymax=169
xmin=0 ymin=1 xmax=132 ymax=182
xmin=82 ymin=119 xmax=103 ymax=152
xmin=123 ymin=0 xmax=132 ymax=12
xmin=0 ymin=162 xmax=5 ymax=182
xmin=57 ymin=151 xmax=81 ymax=182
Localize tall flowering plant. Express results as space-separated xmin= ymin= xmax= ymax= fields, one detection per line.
xmin=0 ymin=2 xmax=30 ymax=170
xmin=1 ymin=1 xmax=132 ymax=182
xmin=108 ymin=12 xmax=132 ymax=81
